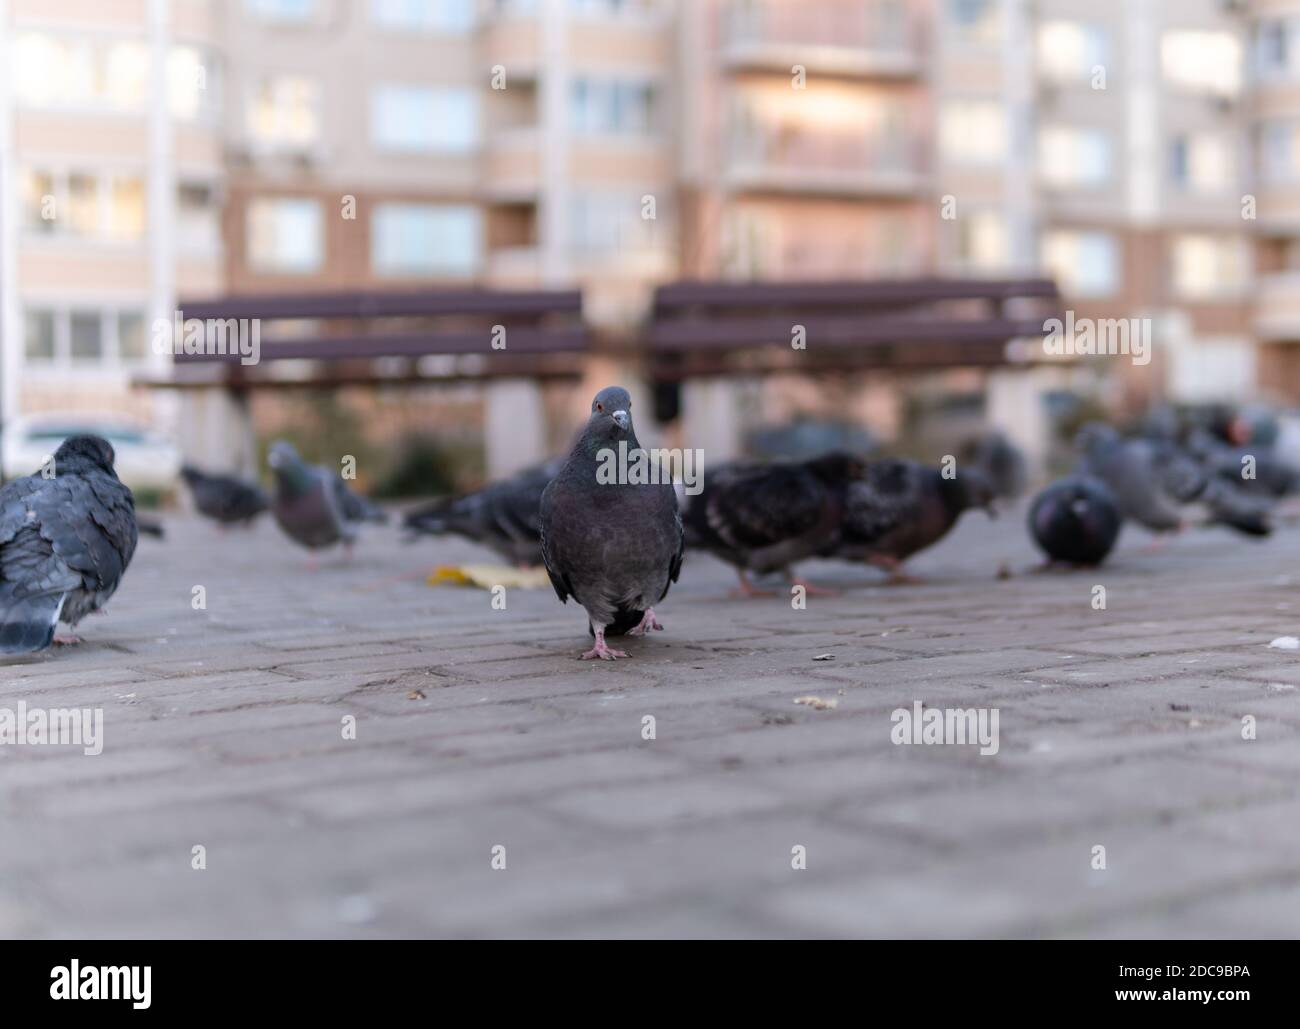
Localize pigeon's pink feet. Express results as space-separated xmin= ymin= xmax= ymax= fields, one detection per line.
xmin=790 ymin=577 xmax=839 ymax=597
xmin=628 ymin=608 xmax=663 ymax=636
xmin=730 ymin=572 xmax=775 ymax=599
xmin=53 ymin=633 xmax=82 ymax=646
xmin=581 ymin=628 xmax=628 ymax=661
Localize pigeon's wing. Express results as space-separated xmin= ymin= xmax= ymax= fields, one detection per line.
xmin=706 ymin=465 xmax=826 ymax=551
xmin=842 ymin=460 xmax=923 ymax=542
xmin=538 ymin=483 xmax=572 ymax=603
xmin=0 ymin=473 xmax=137 ymax=653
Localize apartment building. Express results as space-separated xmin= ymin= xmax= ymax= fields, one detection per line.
xmin=0 ymin=0 xmax=1291 ymax=476
xmin=1251 ymin=0 xmax=1300 ymax=395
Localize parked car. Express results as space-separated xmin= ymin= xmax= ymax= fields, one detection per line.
xmin=1 ymin=415 xmax=182 ymax=496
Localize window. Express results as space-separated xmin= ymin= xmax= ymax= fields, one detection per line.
xmin=70 ymin=311 xmax=104 ymax=362
xmin=247 ymin=198 xmax=323 ymax=273
xmin=370 ymin=0 xmax=475 ymax=32
xmin=24 ymin=310 xmax=55 ymax=361
xmin=1171 ymin=234 xmax=1247 ymax=299
xmin=956 ymin=211 xmax=1008 ymax=272
xmin=570 ymin=192 xmax=660 ymax=254
xmin=371 ymin=203 xmax=481 ymax=276
xmin=247 ymin=75 xmax=320 ymax=148
xmin=1039 ymin=126 xmax=1111 ymax=188
xmin=245 ymin=0 xmax=318 ymax=22
xmin=21 ymin=171 xmax=55 ymax=233
xmin=118 ymin=313 xmax=147 ymax=361
xmin=1162 ymin=31 xmax=1241 ymax=96
xmin=178 ymin=182 xmax=221 ymax=255
xmin=11 ymin=33 xmax=148 ymax=111
xmin=1256 ymin=18 xmax=1299 ymax=79
xmin=107 ymin=177 xmax=146 ymax=241
xmin=1041 ymin=230 xmax=1119 ymax=297
xmin=939 ymin=100 xmax=1006 ymax=165
xmin=169 ymin=46 xmax=221 ymax=120
xmin=570 ymin=77 xmax=659 ymax=135
xmin=371 ymin=85 xmax=478 ymax=152
xmin=1260 ymin=120 xmax=1300 ymax=184
xmin=67 ymin=174 xmax=99 ymax=236
xmin=1038 ymin=21 xmax=1107 ymax=81
xmin=1169 ymin=134 xmax=1232 ymax=193
xmin=947 ymin=0 xmax=998 ymax=46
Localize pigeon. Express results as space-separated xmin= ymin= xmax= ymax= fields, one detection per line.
xmin=1075 ymin=423 xmax=1204 ymax=533
xmin=829 ymin=458 xmax=996 ymax=583
xmin=403 ymin=459 xmax=560 ymax=567
xmin=267 ymin=440 xmax=382 ymax=557
xmin=681 ymin=452 xmax=866 ymax=596
xmin=137 ymin=516 xmax=166 ymax=539
xmin=1028 ymin=476 xmax=1123 ymax=566
xmin=1185 ymin=428 xmax=1298 ymax=500
xmin=0 ymin=435 xmax=139 ymax=653
xmin=180 ymin=464 xmax=269 ymax=526
xmin=540 ymin=386 xmax=683 ymax=660
xmin=961 ymin=431 xmax=1027 ymax=498
xmin=1199 ymin=476 xmax=1273 ymax=537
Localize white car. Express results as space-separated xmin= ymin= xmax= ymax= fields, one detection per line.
xmin=1 ymin=415 xmax=182 ymax=494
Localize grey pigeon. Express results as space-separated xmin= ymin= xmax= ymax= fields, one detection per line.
xmin=828 ymin=458 xmax=995 ymax=583
xmin=403 ymin=459 xmax=560 ymax=566
xmin=0 ymin=435 xmax=139 ymax=653
xmin=681 ymin=452 xmax=865 ymax=595
xmin=1028 ymin=476 xmax=1123 ymax=566
xmin=1075 ymin=423 xmax=1204 ymax=533
xmin=181 ymin=464 xmax=269 ymax=526
xmin=268 ymin=440 xmax=381 ymax=555
xmin=540 ymin=387 xmax=683 ymax=660
xmin=961 ymin=430 xmax=1027 ymax=498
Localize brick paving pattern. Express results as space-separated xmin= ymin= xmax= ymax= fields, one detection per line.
xmin=2 ymin=507 xmax=1299 ymax=938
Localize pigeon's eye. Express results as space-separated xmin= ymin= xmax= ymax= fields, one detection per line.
xmin=596 ymin=403 xmax=603 ymax=412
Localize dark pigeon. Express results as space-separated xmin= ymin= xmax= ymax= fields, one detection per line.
xmin=1185 ymin=427 xmax=1298 ymax=500
xmin=1075 ymin=423 xmax=1204 ymax=533
xmin=1028 ymin=476 xmax=1123 ymax=566
xmin=0 ymin=435 xmax=139 ymax=653
xmin=1200 ymin=476 xmax=1273 ymax=537
xmin=403 ymin=459 xmax=560 ymax=567
xmin=180 ymin=464 xmax=269 ymax=526
xmin=682 ymin=452 xmax=865 ymax=595
xmin=961 ymin=430 xmax=1027 ymax=498
xmin=268 ymin=440 xmax=380 ymax=555
xmin=829 ymin=458 xmax=995 ymax=583
xmin=540 ymin=386 xmax=683 ymax=660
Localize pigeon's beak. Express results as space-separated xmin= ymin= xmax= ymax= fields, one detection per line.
xmin=1070 ymin=499 xmax=1089 ymax=517
xmin=612 ymin=410 xmax=630 ymax=431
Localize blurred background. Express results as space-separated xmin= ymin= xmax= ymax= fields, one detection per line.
xmin=0 ymin=0 xmax=1295 ymax=503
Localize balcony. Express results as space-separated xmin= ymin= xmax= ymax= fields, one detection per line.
xmin=725 ymin=125 xmax=926 ymax=197
xmin=721 ymin=0 xmax=924 ymax=79
xmin=483 ymin=127 xmax=542 ymax=200
xmin=1255 ymin=271 xmax=1300 ymax=341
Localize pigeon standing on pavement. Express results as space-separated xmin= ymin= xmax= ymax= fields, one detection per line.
xmin=829 ymin=459 xmax=996 ymax=583
xmin=540 ymin=387 xmax=683 ymax=660
xmin=1075 ymin=423 xmax=1204 ymax=534
xmin=180 ymin=464 xmax=270 ymax=526
xmin=681 ymin=452 xmax=866 ymax=595
xmin=268 ymin=440 xmax=383 ymax=558
xmin=1028 ymin=476 xmax=1123 ymax=566
xmin=403 ymin=459 xmax=560 ymax=567
xmin=0 ymin=435 xmax=139 ymax=653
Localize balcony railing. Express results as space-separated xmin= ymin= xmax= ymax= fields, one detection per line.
xmin=723 ymin=0 xmax=923 ymax=75
xmin=726 ymin=124 xmax=925 ymax=194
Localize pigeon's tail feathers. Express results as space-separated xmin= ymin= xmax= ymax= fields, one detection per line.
xmin=591 ymin=606 xmax=644 ymax=638
xmin=0 ymin=588 xmax=65 ymax=654
xmin=1204 ymin=480 xmax=1273 ymax=537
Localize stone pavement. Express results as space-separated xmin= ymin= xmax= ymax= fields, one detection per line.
xmin=2 ymin=503 xmax=1300 ymax=939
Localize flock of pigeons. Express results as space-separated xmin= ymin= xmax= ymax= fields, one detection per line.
xmin=0 ymin=388 xmax=1294 ymax=659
